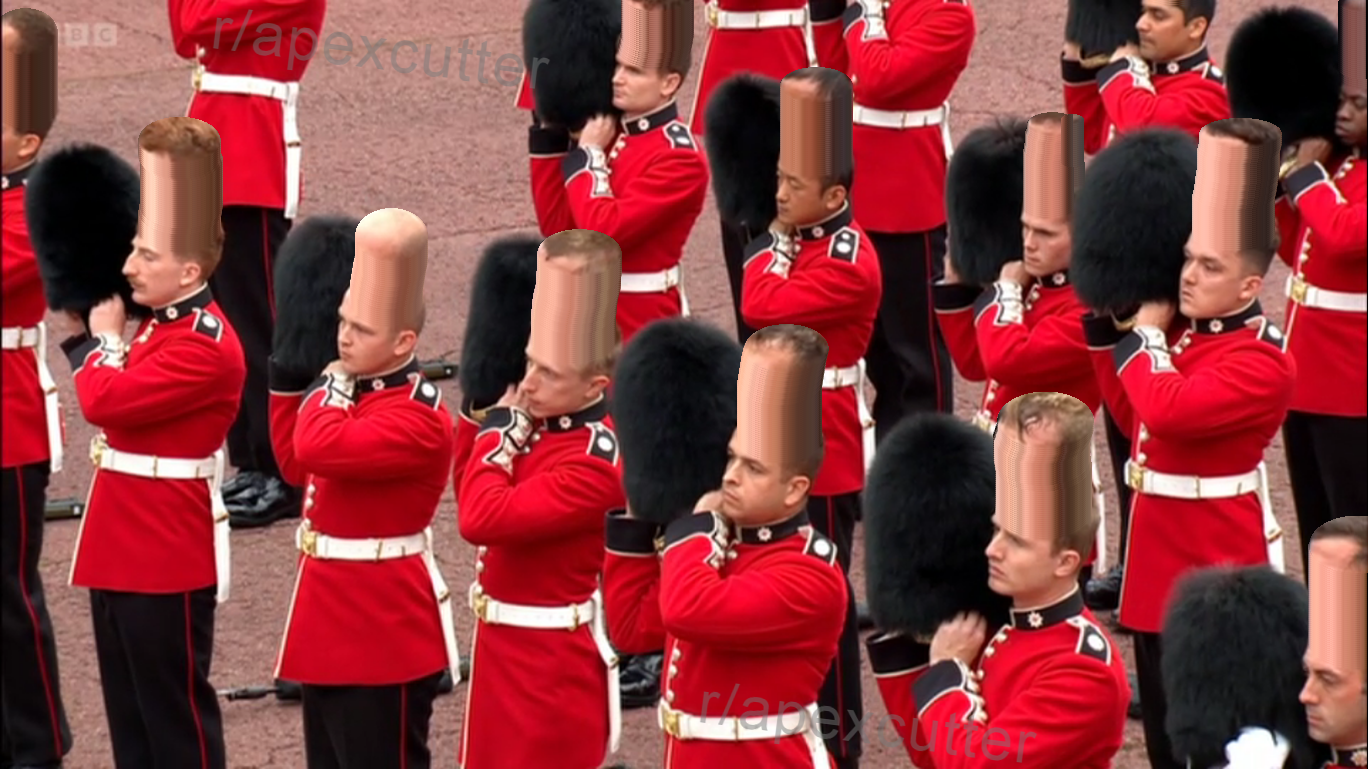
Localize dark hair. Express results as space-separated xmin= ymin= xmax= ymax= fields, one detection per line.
xmin=1175 ymin=0 xmax=1217 ymax=27
xmin=783 ymin=67 xmax=855 ymax=192
xmin=631 ymin=0 xmax=693 ymax=80
xmin=2 ymin=8 xmax=59 ymax=139
xmin=745 ymin=324 xmax=828 ymax=481
xmin=1201 ymin=118 xmax=1282 ymax=274
xmin=1311 ymin=516 xmax=1368 ymax=567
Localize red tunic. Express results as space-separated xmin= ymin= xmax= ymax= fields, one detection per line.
xmin=872 ymin=589 xmax=1130 ymax=767
xmin=528 ymin=101 xmax=709 ymax=343
xmin=1096 ymin=303 xmax=1295 ymax=633
xmin=604 ymin=509 xmax=846 ymax=768
xmin=61 ymin=286 xmax=245 ymax=593
xmin=267 ymin=357 xmax=453 ymax=685
xmin=454 ymin=398 xmax=624 ymax=769
xmin=170 ymin=0 xmax=326 ymax=210
xmin=842 ymin=0 xmax=976 ymax=232
xmin=740 ymin=205 xmax=883 ymax=496
xmin=810 ymin=0 xmax=851 ymax=74
xmin=2 ymin=166 xmax=58 ymax=468
xmin=1275 ymin=151 xmax=1368 ymax=416
xmin=1062 ymin=47 xmax=1228 ymax=157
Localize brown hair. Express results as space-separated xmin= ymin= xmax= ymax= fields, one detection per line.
xmin=1202 ymin=117 xmax=1283 ymax=274
xmin=540 ymin=228 xmax=622 ymax=377
xmin=630 ymin=0 xmax=693 ymax=79
xmin=1311 ymin=516 xmax=1368 ymax=567
xmin=997 ymin=392 xmax=1099 ymax=559
xmin=3 ymin=8 xmax=59 ymax=139
xmin=137 ymin=118 xmax=226 ymax=275
xmin=744 ymin=324 xmax=828 ymax=480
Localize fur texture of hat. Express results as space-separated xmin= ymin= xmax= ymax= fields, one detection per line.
xmin=1226 ymin=6 xmax=1343 ymax=148
xmin=459 ymin=235 xmax=542 ymax=408
xmin=1065 ymin=0 xmax=1143 ymax=58
xmin=522 ymin=0 xmax=622 ymax=131
xmin=945 ymin=116 xmax=1030 ymax=287
xmin=271 ymin=215 xmax=360 ymax=378
xmin=705 ymin=73 xmax=783 ymax=231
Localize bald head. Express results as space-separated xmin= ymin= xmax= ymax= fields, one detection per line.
xmin=356 ymin=208 xmax=428 ymax=257
xmin=343 ymin=208 xmax=429 ymax=335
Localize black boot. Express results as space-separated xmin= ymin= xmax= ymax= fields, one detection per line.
xmin=618 ymin=652 xmax=664 ymax=710
xmin=274 ymin=678 xmax=302 ymax=702
xmin=1083 ymin=563 xmax=1124 ymax=611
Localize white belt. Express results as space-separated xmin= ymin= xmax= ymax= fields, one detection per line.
xmin=89 ymin=433 xmax=230 ymax=601
xmin=2 ymin=323 xmax=63 ymax=472
xmin=705 ymin=1 xmax=819 ymax=67
xmin=1286 ymin=275 xmax=1367 ymax=313
xmin=192 ymin=68 xmax=303 ymax=219
xmin=823 ymin=361 xmax=875 ymax=476
xmin=853 ymin=102 xmax=956 ymax=160
xmin=1127 ymin=459 xmax=1284 ymax=572
xmin=659 ymin=700 xmax=830 ymax=765
xmin=621 ymin=266 xmax=691 ymax=318
xmin=469 ymin=584 xmax=621 ymax=753
xmin=296 ymin=521 xmax=464 ymax=683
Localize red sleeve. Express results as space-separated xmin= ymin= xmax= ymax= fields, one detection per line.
xmin=843 ymin=3 xmax=975 ymax=103
xmin=1283 ymin=162 xmax=1368 ymax=257
xmin=1061 ymin=57 xmax=1109 ymax=156
xmin=1097 ymin=60 xmax=1229 ymax=137
xmin=65 ymin=331 xmax=227 ymax=430
xmin=529 ymin=125 xmax=578 ymax=236
xmin=176 ymin=0 xmax=313 ymax=47
xmin=1114 ymin=327 xmax=1294 ymax=440
xmin=1274 ymin=195 xmax=1299 ymax=268
xmin=812 ymin=20 xmax=849 ymax=74
xmin=603 ymin=513 xmax=668 ymax=654
xmin=450 ymin=410 xmax=481 ymax=492
xmin=291 ymin=375 xmax=450 ymax=480
xmin=740 ymin=233 xmax=879 ymax=329
xmin=866 ymin=634 xmax=937 ymax=769
xmin=267 ymin=360 xmax=315 ymax=488
xmin=1081 ymin=313 xmax=1136 ymax=438
xmin=657 ymin=513 xmax=847 ymax=653
xmin=561 ymin=146 xmax=708 ymax=251
xmin=973 ymin=282 xmax=1092 ymax=387
xmin=933 ymin=283 xmax=987 ymax=382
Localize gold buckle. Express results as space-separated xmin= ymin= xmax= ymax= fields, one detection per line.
xmin=193 ymin=65 xmax=203 ymax=92
xmin=569 ymin=608 xmax=581 ymax=632
xmin=706 ymin=1 xmax=719 ymax=26
xmin=89 ymin=434 xmax=109 ymax=467
xmin=1192 ymin=476 xmax=1201 ymax=499
xmin=1126 ymin=462 xmax=1144 ymax=491
xmin=472 ymin=592 xmax=490 ymax=622
xmin=299 ymin=525 xmax=319 ymax=557
xmin=1290 ymin=275 xmax=1308 ymax=305
xmin=661 ymin=705 xmax=682 ymax=738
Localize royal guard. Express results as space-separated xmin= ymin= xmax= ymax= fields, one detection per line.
xmin=169 ymin=0 xmax=327 ymax=528
xmin=1302 ymin=516 xmax=1368 ymax=768
xmin=454 ymin=229 xmax=626 ymax=769
xmin=1085 ymin=118 xmax=1295 ymax=769
xmin=528 ymin=0 xmax=708 ymax=343
xmin=1 ymin=9 xmax=70 ymax=768
xmin=941 ymin=115 xmax=1028 ymax=289
xmin=603 ymin=323 xmax=847 ymax=768
xmin=1062 ymin=0 xmax=1227 ymax=155
xmin=1160 ymin=564 xmax=1316 ymax=768
xmin=740 ymin=67 xmax=879 ymax=767
xmin=1273 ymin=0 xmax=1367 ymax=572
xmin=57 ymin=117 xmax=244 ymax=769
xmin=842 ymin=0 xmax=976 ymax=433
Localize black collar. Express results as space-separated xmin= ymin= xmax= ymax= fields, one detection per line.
xmin=1009 ymin=587 xmax=1085 ymax=630
xmin=543 ymin=396 xmax=609 ymax=432
xmin=355 ymin=356 xmax=421 ymax=396
xmin=1 ymin=163 xmax=35 ymax=192
xmin=1038 ymin=270 xmax=1071 ymax=288
xmin=152 ymin=284 xmax=214 ymax=323
xmin=797 ymin=205 xmax=853 ymax=240
xmin=1329 ymin=746 xmax=1367 ymax=768
xmin=735 ymin=509 xmax=809 ymax=545
xmin=621 ymin=102 xmax=679 ymax=135
xmin=1189 ymin=301 xmax=1262 ymax=335
xmin=1151 ymin=46 xmax=1210 ymax=77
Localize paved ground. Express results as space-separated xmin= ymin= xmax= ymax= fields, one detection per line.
xmin=5 ymin=0 xmax=1340 ymax=766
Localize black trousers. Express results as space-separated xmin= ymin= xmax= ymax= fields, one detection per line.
xmin=865 ymin=228 xmax=955 ymax=443
xmin=90 ymin=586 xmax=224 ymax=769
xmin=1 ymin=463 xmax=71 ymax=767
xmin=1283 ymin=410 xmax=1368 ymax=573
xmin=1132 ymin=631 xmax=1183 ymax=769
xmin=1101 ymin=406 xmax=1135 ymax=562
xmin=301 ymin=670 xmax=444 ymax=769
xmin=720 ymin=218 xmax=761 ymax=345
xmin=806 ymin=493 xmax=864 ymax=764
xmin=211 ymin=205 xmax=292 ymax=478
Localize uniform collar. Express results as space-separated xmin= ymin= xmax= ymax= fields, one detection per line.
xmin=1151 ymin=46 xmax=1210 ymax=77
xmin=797 ymin=204 xmax=853 ymax=240
xmin=1 ymin=162 xmax=35 ymax=191
xmin=152 ymin=284 xmax=213 ymax=323
xmin=1330 ymin=746 xmax=1368 ymax=767
xmin=1038 ymin=270 xmax=1071 ymax=288
xmin=543 ymin=396 xmax=609 ymax=432
xmin=621 ymin=102 xmax=679 ymax=136
xmin=355 ymin=356 xmax=421 ymax=396
xmin=1009 ymin=586 xmax=1085 ymax=630
xmin=735 ymin=509 xmax=809 ymax=545
xmin=1189 ymin=300 xmax=1262 ymax=335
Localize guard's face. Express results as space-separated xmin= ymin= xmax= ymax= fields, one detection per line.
xmin=984 ymin=513 xmax=1061 ymax=599
xmin=1337 ymin=89 xmax=1368 ymax=149
xmin=122 ymin=238 xmax=202 ymax=309
xmin=336 ymin=303 xmax=415 ymax=377
xmin=1300 ymin=536 xmax=1368 ymax=745
xmin=720 ymin=437 xmax=809 ymax=527
xmin=611 ymin=60 xmax=679 ymax=116
xmin=1178 ymin=242 xmax=1262 ymax=320
xmin=776 ymin=166 xmax=843 ymax=229
xmin=1021 ymin=214 xmax=1072 ymax=277
xmin=1135 ymin=0 xmax=1205 ymax=63
xmin=516 ymin=354 xmax=608 ymax=420
xmin=1 ymin=24 xmax=39 ymax=174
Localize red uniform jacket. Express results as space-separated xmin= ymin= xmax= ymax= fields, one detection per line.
xmin=2 ymin=165 xmax=58 ymax=468
xmin=871 ymin=590 xmax=1130 ymax=767
xmin=811 ymin=0 xmax=851 ymax=73
xmin=61 ymin=286 xmax=245 ymax=592
xmin=1092 ymin=303 xmax=1294 ymax=632
xmin=1275 ymin=150 xmax=1367 ymax=416
xmin=170 ymin=0 xmax=326 ymax=210
xmin=687 ymin=1 xmax=816 ymax=136
xmin=842 ymin=0 xmax=976 ymax=232
xmin=1062 ymin=47 xmax=1228 ymax=157
xmin=741 ymin=205 xmax=882 ymax=496
xmin=454 ymin=398 xmax=624 ymax=769
xmin=267 ymin=357 xmax=453 ymax=685
xmin=604 ymin=509 xmax=846 ymax=768
xmin=529 ymin=102 xmax=709 ymax=342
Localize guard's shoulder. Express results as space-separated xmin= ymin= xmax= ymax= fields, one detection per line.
xmin=408 ymin=376 xmax=443 ymax=410
xmin=1254 ymin=318 xmax=1288 ymax=352
xmin=828 ymin=227 xmax=861 ymax=264
xmin=743 ymin=231 xmax=779 ymax=263
xmin=191 ymin=308 xmax=226 ymax=343
xmin=801 ymin=528 xmax=839 ymax=566
xmin=1201 ymin=62 xmax=1225 ymax=84
xmin=1067 ymin=615 xmax=1114 ymax=665
xmin=585 ymin=421 xmax=620 ymax=465
xmin=662 ymin=122 xmax=699 ymax=152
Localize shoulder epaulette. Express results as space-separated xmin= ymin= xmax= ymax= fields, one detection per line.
xmin=1254 ymin=317 xmax=1287 ymax=352
xmin=191 ymin=309 xmax=225 ymax=343
xmin=802 ymin=529 xmax=839 ymax=565
xmin=664 ymin=122 xmax=697 ymax=152
xmin=1202 ymin=62 xmax=1225 ymax=84
xmin=743 ymin=232 xmax=779 ymax=266
xmin=829 ymin=228 xmax=860 ymax=263
xmin=409 ymin=377 xmax=443 ymax=409
xmin=1068 ymin=616 xmax=1113 ymax=665
xmin=586 ymin=422 xmax=620 ymax=465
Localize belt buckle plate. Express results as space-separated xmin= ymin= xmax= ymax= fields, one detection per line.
xmin=1290 ymin=275 xmax=1308 ymax=305
xmin=706 ymin=1 xmax=719 ymax=26
xmin=299 ymin=523 xmax=319 ymax=557
xmin=89 ymin=433 xmax=108 ymax=467
xmin=1126 ymin=462 xmax=1145 ymax=491
xmin=661 ymin=703 xmax=682 ymax=738
xmin=472 ymin=592 xmax=490 ymax=623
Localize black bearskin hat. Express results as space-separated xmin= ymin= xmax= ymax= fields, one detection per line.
xmin=1072 ymin=128 xmax=1198 ymax=315
xmin=1162 ymin=565 xmax=1317 ymax=769
xmin=863 ymin=413 xmax=1012 ymax=637
xmin=1226 ymin=7 xmax=1342 ymax=149
xmin=612 ymin=318 xmax=742 ymax=526
xmin=1065 ymin=0 xmax=1142 ymax=59
xmin=945 ymin=116 xmax=1029 ymax=287
xmin=521 ymin=0 xmax=621 ymax=131
xmin=458 ymin=235 xmax=542 ymax=409
xmin=271 ymin=215 xmax=359 ymax=378
xmin=705 ymin=73 xmax=782 ymax=232
xmin=24 ymin=143 xmax=148 ymax=320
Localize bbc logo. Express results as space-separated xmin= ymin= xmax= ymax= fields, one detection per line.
xmin=64 ymin=23 xmax=117 ymax=47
